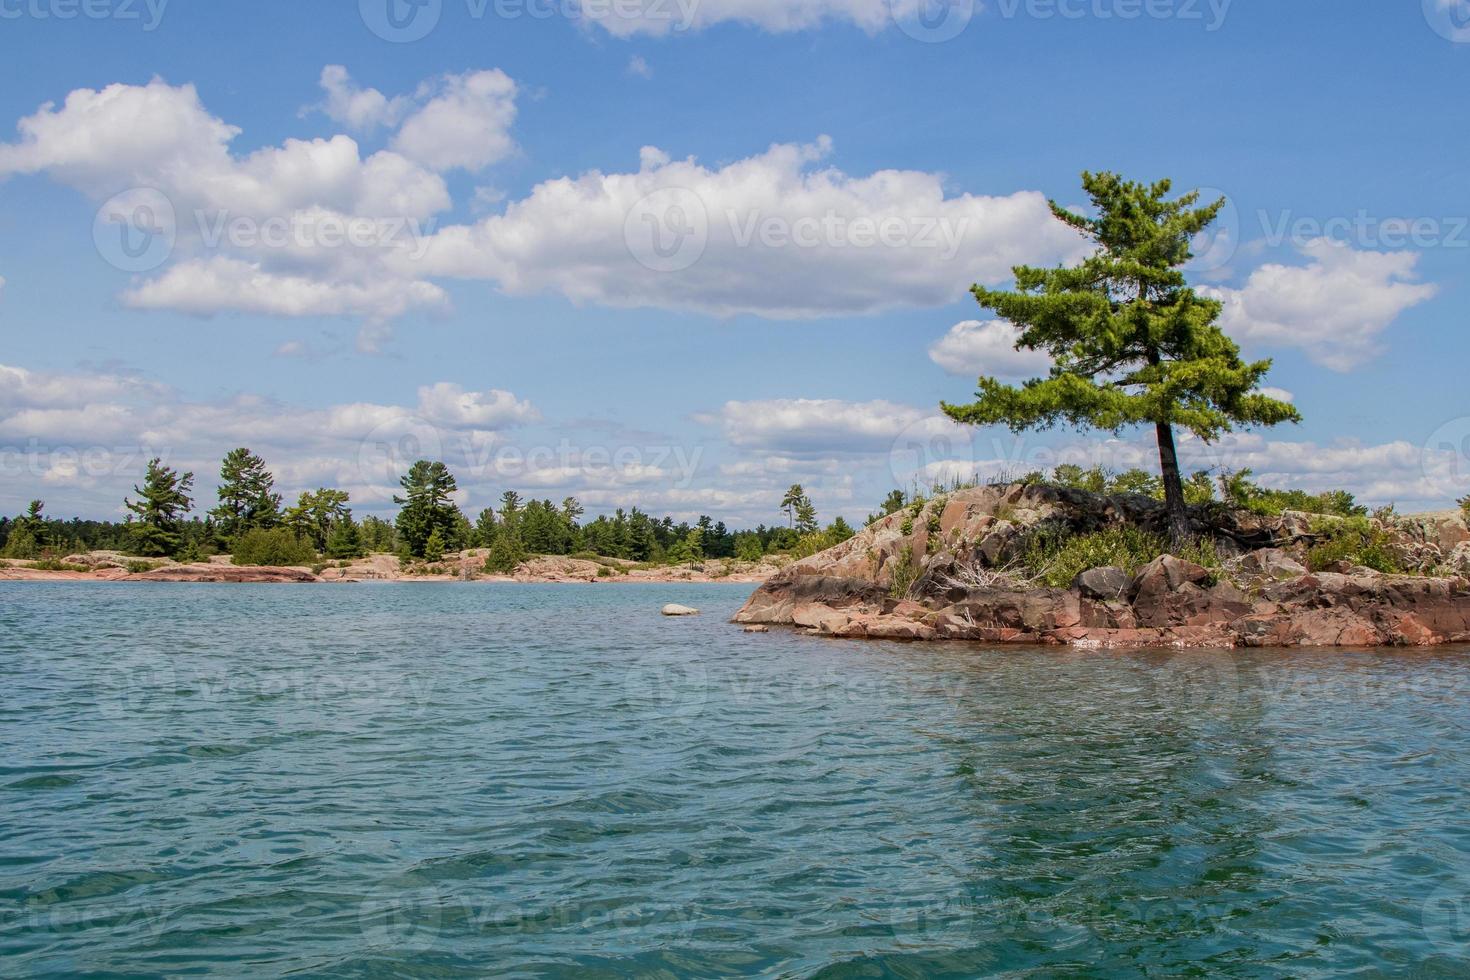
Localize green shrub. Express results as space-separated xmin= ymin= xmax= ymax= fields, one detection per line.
xmin=30 ymin=558 xmax=87 ymax=572
xmin=1459 ymin=495 xmax=1470 ymax=521
xmin=230 ymin=528 xmax=316 ymax=567
xmin=1220 ymin=468 xmax=1366 ymax=518
xmin=1306 ymin=517 xmax=1400 ymax=574
xmin=1020 ymin=524 xmax=1167 ymax=587
xmin=889 ymin=544 xmax=917 ymax=598
xmin=1 ymin=526 xmax=39 ymax=559
xmin=899 ymin=515 xmax=914 ymax=536
xmin=596 ymin=566 xmax=611 ymax=578
xmin=126 ymin=559 xmax=160 ymax=574
xmin=484 ymin=531 xmax=526 ymax=574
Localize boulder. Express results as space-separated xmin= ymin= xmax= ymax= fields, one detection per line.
xmin=1073 ymin=566 xmax=1130 ymax=599
xmin=1236 ymin=548 xmax=1308 ymax=581
xmin=661 ymin=604 xmax=700 ymax=616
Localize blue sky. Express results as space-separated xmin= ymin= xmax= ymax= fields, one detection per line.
xmin=1 ymin=0 xmax=1467 ymax=525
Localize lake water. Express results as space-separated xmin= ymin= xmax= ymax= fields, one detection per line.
xmin=1 ymin=581 xmax=1468 ymax=976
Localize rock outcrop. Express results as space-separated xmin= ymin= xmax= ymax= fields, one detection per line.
xmin=132 ymin=563 xmax=320 ymax=583
xmin=734 ymin=483 xmax=1470 ymax=648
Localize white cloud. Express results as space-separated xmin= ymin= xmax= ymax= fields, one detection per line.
xmin=0 ymin=76 xmax=479 ymax=329
xmin=704 ymin=397 xmax=946 ymax=456
xmin=627 ymin=55 xmax=653 ymax=78
xmin=311 ymin=65 xmax=411 ymax=132
xmin=391 ymin=70 xmax=518 ymax=173
xmin=121 ymin=257 xmax=450 ymax=321
xmin=0 ymin=360 xmax=541 ymax=516
xmin=1258 ymin=386 xmax=1294 ymax=403
xmin=928 ymin=319 xmax=1052 ymax=378
xmin=417 ymin=138 xmax=1085 ymax=317
xmin=580 ymin=0 xmax=891 ymax=37
xmin=1204 ymin=239 xmax=1437 ymax=371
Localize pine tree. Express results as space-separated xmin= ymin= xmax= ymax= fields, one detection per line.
xmin=210 ymin=448 xmax=280 ymax=540
xmin=326 ymin=515 xmax=364 ymax=559
xmin=125 ymin=458 xmax=194 ymax=557
xmin=781 ymin=484 xmax=805 ymax=527
xmin=484 ymin=527 xmax=526 ymax=573
xmin=394 ymin=461 xmax=461 ymax=558
xmin=942 ymin=172 xmax=1300 ymax=543
xmin=794 ymin=496 xmax=819 ymax=534
xmin=423 ymin=527 xmax=446 ymax=562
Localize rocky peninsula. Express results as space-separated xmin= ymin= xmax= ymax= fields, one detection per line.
xmin=734 ymin=483 xmax=1470 ymax=648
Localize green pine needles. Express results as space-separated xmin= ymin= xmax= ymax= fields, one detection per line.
xmin=943 ymin=172 xmax=1301 ymax=543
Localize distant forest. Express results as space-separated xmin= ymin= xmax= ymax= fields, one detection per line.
xmin=0 ymin=448 xmax=855 ymax=568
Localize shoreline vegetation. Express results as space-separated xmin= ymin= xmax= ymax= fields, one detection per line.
xmin=7 ymin=173 xmax=1470 ymax=646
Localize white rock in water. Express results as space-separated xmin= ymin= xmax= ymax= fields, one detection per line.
xmin=661 ymin=604 xmax=700 ymax=616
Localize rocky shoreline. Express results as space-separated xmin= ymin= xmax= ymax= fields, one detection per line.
xmin=734 ymin=483 xmax=1470 ymax=648
xmin=0 ymin=551 xmax=783 ymax=585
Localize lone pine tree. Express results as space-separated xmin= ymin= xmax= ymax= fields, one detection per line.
xmin=942 ymin=172 xmax=1301 ymax=543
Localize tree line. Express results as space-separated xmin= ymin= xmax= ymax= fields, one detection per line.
xmin=0 ymin=450 xmax=856 ymax=569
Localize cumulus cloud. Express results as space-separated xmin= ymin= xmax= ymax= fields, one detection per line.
xmin=391 ymin=70 xmax=518 ymax=173
xmin=311 ymin=65 xmax=411 ymax=132
xmin=928 ymin=319 xmax=1052 ymax=378
xmin=1203 ymin=239 xmax=1437 ymax=371
xmin=417 ymin=138 xmax=1085 ymax=317
xmin=579 ymin=0 xmax=891 ymax=37
xmin=0 ymin=361 xmax=540 ymax=516
xmin=121 ymin=257 xmax=449 ymax=320
xmin=0 ymin=76 xmax=487 ymax=329
xmin=702 ymin=398 xmax=941 ymax=456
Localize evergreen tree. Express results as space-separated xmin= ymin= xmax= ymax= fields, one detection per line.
xmin=394 ymin=461 xmax=462 ymax=558
xmin=942 ymin=172 xmax=1300 ymax=542
xmin=423 ymin=527 xmax=446 ymax=562
xmin=284 ymin=488 xmax=351 ymax=551
xmin=473 ymin=507 xmax=499 ymax=548
xmin=781 ymin=484 xmax=805 ymax=527
xmin=827 ymin=516 xmax=855 ymax=542
xmin=484 ymin=527 xmax=526 ymax=573
xmin=210 ymin=448 xmax=280 ymax=540
xmin=794 ymin=496 xmax=819 ymax=534
xmin=326 ymin=515 xmax=364 ymax=559
xmin=124 ymin=458 xmax=194 ymax=557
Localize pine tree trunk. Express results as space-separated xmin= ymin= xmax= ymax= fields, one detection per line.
xmin=1154 ymin=420 xmax=1191 ymax=547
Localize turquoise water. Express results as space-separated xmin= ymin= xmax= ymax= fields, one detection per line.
xmin=1 ymin=582 xmax=1469 ymax=977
